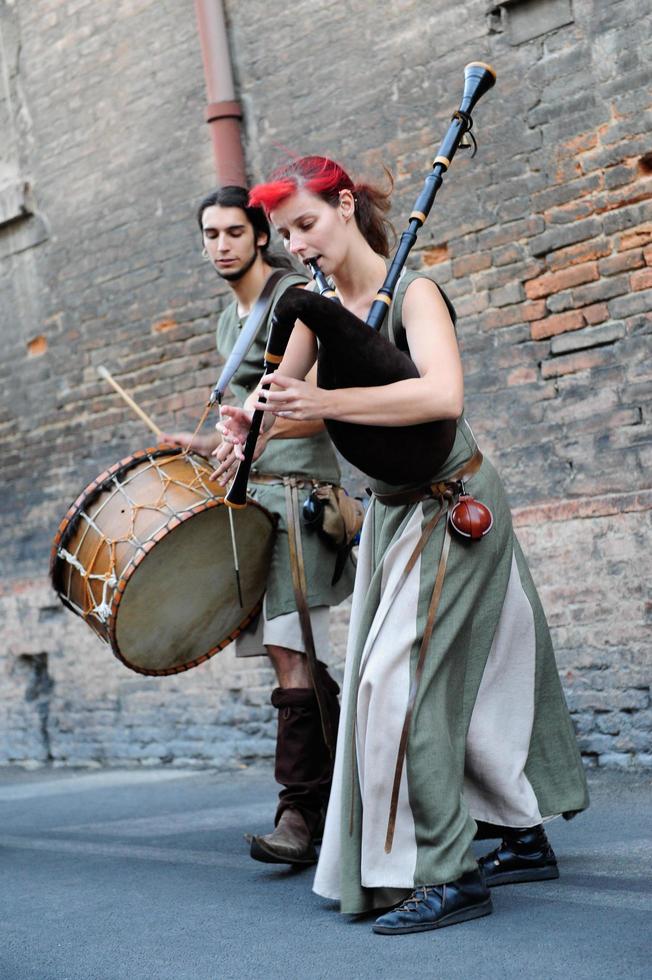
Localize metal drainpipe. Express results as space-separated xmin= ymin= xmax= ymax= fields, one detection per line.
xmin=194 ymin=0 xmax=247 ymax=187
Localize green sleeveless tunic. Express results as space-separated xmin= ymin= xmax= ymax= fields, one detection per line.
xmin=313 ymin=271 xmax=589 ymax=913
xmin=216 ymin=273 xmax=355 ymax=618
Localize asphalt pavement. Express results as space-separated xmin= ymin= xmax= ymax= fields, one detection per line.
xmin=1 ymin=764 xmax=649 ymax=980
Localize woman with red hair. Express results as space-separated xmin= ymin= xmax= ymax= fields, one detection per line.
xmin=216 ymin=156 xmax=588 ymax=935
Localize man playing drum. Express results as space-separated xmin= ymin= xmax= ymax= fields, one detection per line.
xmin=164 ymin=187 xmax=355 ymax=865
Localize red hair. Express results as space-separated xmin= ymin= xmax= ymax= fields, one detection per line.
xmin=249 ymin=156 xmax=393 ymax=257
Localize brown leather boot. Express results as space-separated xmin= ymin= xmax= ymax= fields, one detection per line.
xmin=249 ymin=666 xmax=340 ymax=865
xmin=249 ymin=808 xmax=317 ymax=865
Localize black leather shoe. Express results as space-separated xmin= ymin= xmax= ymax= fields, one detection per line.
xmin=479 ymin=825 xmax=559 ymax=886
xmin=372 ymin=870 xmax=492 ymax=935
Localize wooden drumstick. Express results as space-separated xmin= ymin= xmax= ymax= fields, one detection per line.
xmin=97 ymin=366 xmax=163 ymax=438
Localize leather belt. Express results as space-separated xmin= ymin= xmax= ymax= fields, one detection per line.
xmin=251 ymin=472 xmax=329 ymax=489
xmin=372 ymin=449 xmax=483 ymax=506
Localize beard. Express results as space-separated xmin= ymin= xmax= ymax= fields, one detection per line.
xmin=216 ymin=246 xmax=259 ymax=282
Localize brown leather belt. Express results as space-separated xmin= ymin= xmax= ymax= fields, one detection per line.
xmin=372 ymin=449 xmax=483 ymax=506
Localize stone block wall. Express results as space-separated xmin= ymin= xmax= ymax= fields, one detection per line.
xmin=0 ymin=0 xmax=650 ymax=768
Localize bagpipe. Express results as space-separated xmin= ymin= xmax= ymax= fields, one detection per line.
xmin=225 ymin=61 xmax=496 ymax=506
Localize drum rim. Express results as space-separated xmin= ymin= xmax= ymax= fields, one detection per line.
xmin=50 ymin=446 xmax=277 ymax=676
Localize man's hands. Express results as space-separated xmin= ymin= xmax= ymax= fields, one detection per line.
xmin=162 ymin=372 xmax=327 ymax=487
xmin=161 ymin=410 xmax=268 ymax=485
xmin=210 ymin=405 xmax=265 ymax=483
xmin=159 ymin=431 xmax=219 ymax=457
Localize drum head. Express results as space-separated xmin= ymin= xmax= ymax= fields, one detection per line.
xmin=113 ymin=499 xmax=274 ymax=675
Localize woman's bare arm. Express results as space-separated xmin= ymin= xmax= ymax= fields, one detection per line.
xmin=256 ymin=279 xmax=464 ymax=426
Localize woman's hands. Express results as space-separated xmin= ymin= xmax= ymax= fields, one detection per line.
xmin=207 ymin=370 xmax=332 ymax=484
xmin=251 ymin=372 xmax=333 ymax=421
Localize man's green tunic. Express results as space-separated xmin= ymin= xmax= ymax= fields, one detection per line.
xmin=216 ymin=273 xmax=355 ymax=619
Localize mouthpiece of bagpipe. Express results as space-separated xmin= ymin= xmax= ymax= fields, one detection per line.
xmin=306 ymin=258 xmax=339 ymax=300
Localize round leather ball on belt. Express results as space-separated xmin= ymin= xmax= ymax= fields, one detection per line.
xmin=449 ymin=494 xmax=493 ymax=540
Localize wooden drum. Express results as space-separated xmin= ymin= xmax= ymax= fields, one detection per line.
xmin=50 ymin=446 xmax=276 ymax=676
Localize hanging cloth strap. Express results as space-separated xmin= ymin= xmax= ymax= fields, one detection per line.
xmin=380 ymin=449 xmax=483 ymax=852
xmin=283 ymin=476 xmax=335 ymax=755
xmin=384 ymin=511 xmax=452 ymax=852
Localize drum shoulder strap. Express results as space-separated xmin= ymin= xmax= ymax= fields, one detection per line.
xmin=245 ymin=269 xmax=295 ymax=347
xmin=263 ymin=270 xmax=308 ymax=335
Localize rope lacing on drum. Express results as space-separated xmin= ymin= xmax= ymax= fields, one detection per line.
xmin=54 ymin=451 xmax=223 ymax=630
xmin=57 ymin=547 xmax=117 ymax=624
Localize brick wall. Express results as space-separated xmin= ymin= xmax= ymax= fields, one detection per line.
xmin=0 ymin=0 xmax=650 ymax=768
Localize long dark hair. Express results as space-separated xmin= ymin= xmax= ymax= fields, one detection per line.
xmin=196 ymin=186 xmax=293 ymax=269
xmin=248 ymin=156 xmax=394 ymax=257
